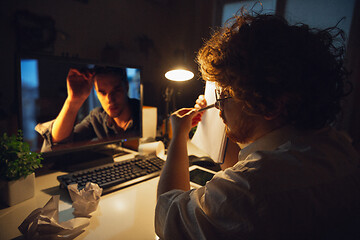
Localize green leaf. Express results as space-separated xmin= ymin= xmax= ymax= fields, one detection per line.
xmin=0 ymin=130 xmax=43 ymax=181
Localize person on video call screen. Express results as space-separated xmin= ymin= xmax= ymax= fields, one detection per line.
xmin=35 ymin=66 xmax=140 ymax=152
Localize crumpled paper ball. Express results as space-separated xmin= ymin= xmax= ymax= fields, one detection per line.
xmin=68 ymin=182 xmax=103 ymax=218
xmin=18 ymin=195 xmax=90 ymax=240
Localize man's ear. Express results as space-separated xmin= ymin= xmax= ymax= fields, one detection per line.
xmin=264 ymin=113 xmax=280 ymax=120
xmin=264 ymin=96 xmax=287 ymax=120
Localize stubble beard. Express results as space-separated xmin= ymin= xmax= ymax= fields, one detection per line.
xmin=220 ymin=110 xmax=256 ymax=145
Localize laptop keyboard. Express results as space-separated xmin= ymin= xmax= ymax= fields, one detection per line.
xmin=57 ymin=155 xmax=164 ymax=194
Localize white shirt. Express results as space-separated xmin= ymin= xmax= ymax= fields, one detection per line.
xmin=155 ymin=126 xmax=360 ymax=240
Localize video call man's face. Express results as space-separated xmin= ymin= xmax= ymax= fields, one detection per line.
xmin=94 ymin=74 xmax=129 ymax=118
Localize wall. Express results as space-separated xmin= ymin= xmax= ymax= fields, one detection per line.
xmin=0 ymin=0 xmax=214 ymax=134
xmin=1 ymin=0 xmax=359 ymax=148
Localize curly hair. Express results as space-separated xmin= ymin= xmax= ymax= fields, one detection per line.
xmin=197 ymin=13 xmax=350 ymax=130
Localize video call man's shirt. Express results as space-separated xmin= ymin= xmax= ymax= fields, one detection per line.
xmin=36 ymin=98 xmax=140 ymax=152
xmin=155 ymin=126 xmax=360 ymax=240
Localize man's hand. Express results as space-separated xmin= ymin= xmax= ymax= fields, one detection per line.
xmin=192 ymin=94 xmax=207 ymax=127
xmin=66 ymin=68 xmax=94 ymax=103
xmin=157 ymin=96 xmax=208 ymax=198
xmin=170 ymin=108 xmax=200 ymax=138
xmin=51 ymin=68 xmax=93 ymax=143
xmin=194 ymin=94 xmax=207 ymax=110
xmin=158 ymin=108 xmax=196 ymax=197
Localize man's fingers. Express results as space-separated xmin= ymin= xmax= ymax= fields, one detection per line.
xmin=175 ymin=108 xmax=196 ymax=117
xmin=191 ymin=113 xmax=203 ymax=128
xmin=194 ymin=103 xmax=202 ymax=109
xmin=68 ymin=68 xmax=83 ymax=77
xmin=195 ymin=95 xmax=207 ymax=109
xmin=84 ymin=71 xmax=94 ymax=80
xmin=68 ymin=68 xmax=93 ymax=81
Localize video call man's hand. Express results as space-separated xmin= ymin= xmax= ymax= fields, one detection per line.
xmin=66 ymin=68 xmax=94 ymax=103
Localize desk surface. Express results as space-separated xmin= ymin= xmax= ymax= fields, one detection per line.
xmin=0 ymin=171 xmax=159 ymax=240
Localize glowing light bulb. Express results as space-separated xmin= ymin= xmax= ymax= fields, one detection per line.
xmin=165 ymin=69 xmax=194 ymax=81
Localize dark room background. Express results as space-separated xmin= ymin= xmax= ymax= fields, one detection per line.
xmin=0 ymin=0 xmax=359 ymax=150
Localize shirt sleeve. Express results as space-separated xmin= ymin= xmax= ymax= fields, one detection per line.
xmin=35 ymin=120 xmax=56 ymax=152
xmin=35 ymin=119 xmax=77 ymax=151
xmin=155 ymin=169 xmax=257 ymax=240
xmin=34 ymin=108 xmax=106 ymax=152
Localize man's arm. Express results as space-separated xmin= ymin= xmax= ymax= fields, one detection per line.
xmin=51 ymin=68 xmax=93 ymax=143
xmin=157 ymin=108 xmax=202 ymax=199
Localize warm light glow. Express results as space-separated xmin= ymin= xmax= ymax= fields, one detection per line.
xmin=165 ymin=69 xmax=194 ymax=81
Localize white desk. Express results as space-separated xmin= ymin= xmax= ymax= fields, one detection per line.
xmin=0 ymin=171 xmax=159 ymax=240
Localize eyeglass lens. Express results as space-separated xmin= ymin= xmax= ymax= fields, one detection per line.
xmin=214 ymin=87 xmax=231 ymax=110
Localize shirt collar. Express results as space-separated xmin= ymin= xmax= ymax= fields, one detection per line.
xmin=106 ymin=115 xmax=134 ymax=131
xmin=238 ymin=125 xmax=300 ymax=161
xmin=123 ymin=119 xmax=134 ymax=130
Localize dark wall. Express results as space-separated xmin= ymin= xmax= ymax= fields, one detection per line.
xmin=0 ymin=0 xmax=214 ymax=134
xmin=1 ymin=0 xmax=359 ymax=150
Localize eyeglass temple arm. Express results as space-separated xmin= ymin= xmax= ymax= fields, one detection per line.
xmin=197 ymin=103 xmax=216 ymax=112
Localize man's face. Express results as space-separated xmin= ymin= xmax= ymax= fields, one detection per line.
xmin=219 ymin=97 xmax=259 ymax=145
xmin=94 ymin=74 xmax=128 ymax=118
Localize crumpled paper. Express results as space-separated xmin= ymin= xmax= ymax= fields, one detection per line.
xmin=18 ymin=195 xmax=90 ymax=240
xmin=68 ymin=182 xmax=103 ymax=218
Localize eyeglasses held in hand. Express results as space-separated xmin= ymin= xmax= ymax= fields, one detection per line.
xmin=214 ymin=88 xmax=232 ymax=110
xmin=198 ymin=88 xmax=232 ymax=112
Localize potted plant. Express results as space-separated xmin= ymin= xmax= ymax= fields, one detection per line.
xmin=0 ymin=130 xmax=43 ymax=206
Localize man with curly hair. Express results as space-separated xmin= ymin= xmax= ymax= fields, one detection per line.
xmin=155 ymin=13 xmax=360 ymax=240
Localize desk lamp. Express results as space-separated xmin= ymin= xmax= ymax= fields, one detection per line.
xmin=163 ymin=68 xmax=194 ymax=151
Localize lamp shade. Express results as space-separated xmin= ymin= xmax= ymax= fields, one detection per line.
xmin=165 ymin=69 xmax=194 ymax=81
